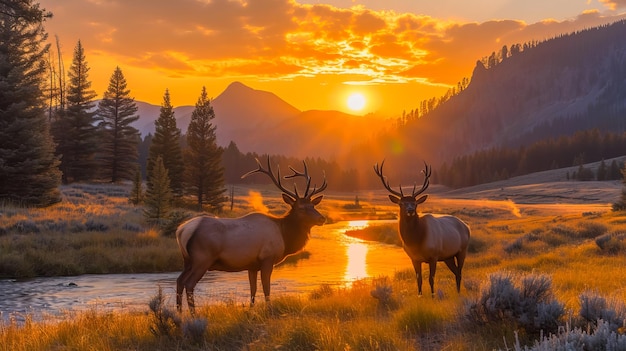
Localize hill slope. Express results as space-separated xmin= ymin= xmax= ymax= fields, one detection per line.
xmin=394 ymin=20 xmax=626 ymax=165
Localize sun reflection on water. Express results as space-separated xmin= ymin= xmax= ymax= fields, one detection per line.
xmin=343 ymin=220 xmax=370 ymax=282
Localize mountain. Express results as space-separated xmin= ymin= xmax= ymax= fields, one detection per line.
xmin=133 ymin=82 xmax=388 ymax=159
xmin=394 ymin=20 xmax=626 ymax=167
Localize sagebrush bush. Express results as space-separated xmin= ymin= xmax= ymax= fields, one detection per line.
xmin=579 ymin=291 xmax=626 ymax=332
xmin=510 ymin=319 xmax=626 ymax=351
xmin=577 ymin=221 xmax=608 ymax=239
xmin=595 ymin=232 xmax=626 ymax=254
xmin=466 ymin=271 xmax=565 ymax=335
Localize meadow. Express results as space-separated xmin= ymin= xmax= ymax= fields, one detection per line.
xmin=1 ymin=179 xmax=626 ymax=350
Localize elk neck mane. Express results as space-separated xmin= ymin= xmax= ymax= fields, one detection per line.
xmin=272 ymin=209 xmax=312 ymax=256
xmin=398 ymin=213 xmax=426 ymax=245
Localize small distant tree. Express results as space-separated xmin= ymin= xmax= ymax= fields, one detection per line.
xmin=147 ymin=89 xmax=184 ymax=197
xmin=97 ymin=66 xmax=140 ymax=182
xmin=576 ymin=164 xmax=595 ymax=181
xmin=609 ymin=160 xmax=622 ymax=180
xmin=129 ymin=165 xmax=144 ymax=205
xmin=612 ymin=164 xmax=626 ymax=211
xmin=144 ymin=156 xmax=172 ymax=223
xmin=183 ymin=87 xmax=226 ymax=211
xmin=597 ymin=159 xmax=607 ymax=181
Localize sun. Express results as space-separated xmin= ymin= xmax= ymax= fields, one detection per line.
xmin=347 ymin=93 xmax=366 ymax=111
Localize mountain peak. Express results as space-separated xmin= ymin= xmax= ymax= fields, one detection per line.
xmin=222 ymin=81 xmax=253 ymax=95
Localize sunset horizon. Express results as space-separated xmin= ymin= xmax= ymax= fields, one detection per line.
xmin=38 ymin=0 xmax=626 ymax=117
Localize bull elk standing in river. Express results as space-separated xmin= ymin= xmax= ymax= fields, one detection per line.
xmin=176 ymin=157 xmax=327 ymax=313
xmin=374 ymin=160 xmax=470 ymax=297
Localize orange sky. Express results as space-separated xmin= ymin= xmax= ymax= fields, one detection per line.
xmin=38 ymin=0 xmax=626 ymax=117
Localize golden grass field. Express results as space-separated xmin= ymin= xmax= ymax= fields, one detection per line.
xmin=1 ymin=167 xmax=626 ymax=350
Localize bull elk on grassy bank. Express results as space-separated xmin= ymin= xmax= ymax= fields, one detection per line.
xmin=374 ymin=160 xmax=470 ymax=297
xmin=176 ymin=157 xmax=327 ymax=313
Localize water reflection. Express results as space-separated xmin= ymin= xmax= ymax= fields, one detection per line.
xmin=344 ymin=241 xmax=368 ymax=281
xmin=343 ymin=220 xmax=369 ymax=282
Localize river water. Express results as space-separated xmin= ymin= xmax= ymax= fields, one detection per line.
xmin=0 ymin=220 xmax=410 ymax=323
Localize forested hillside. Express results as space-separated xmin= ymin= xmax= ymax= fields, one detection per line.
xmin=343 ymin=20 xmax=626 ymax=188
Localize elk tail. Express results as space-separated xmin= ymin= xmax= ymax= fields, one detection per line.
xmin=176 ymin=216 xmax=203 ymax=259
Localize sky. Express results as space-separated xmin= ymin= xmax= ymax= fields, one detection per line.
xmin=38 ymin=0 xmax=626 ymax=117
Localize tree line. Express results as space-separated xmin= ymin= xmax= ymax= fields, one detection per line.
xmin=438 ymin=129 xmax=626 ymax=188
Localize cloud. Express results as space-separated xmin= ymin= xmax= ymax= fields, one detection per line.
xmin=599 ymin=0 xmax=626 ymax=10
xmin=40 ymin=0 xmax=626 ymax=88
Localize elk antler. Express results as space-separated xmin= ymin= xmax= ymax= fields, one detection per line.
xmin=285 ymin=161 xmax=327 ymax=199
xmin=411 ymin=161 xmax=431 ymax=197
xmin=241 ymin=157 xmax=298 ymax=200
xmin=374 ymin=160 xmax=431 ymax=198
xmin=242 ymin=157 xmax=327 ymax=200
xmin=373 ymin=160 xmax=404 ymax=198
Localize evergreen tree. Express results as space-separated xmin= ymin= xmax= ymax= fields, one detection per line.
xmin=52 ymin=40 xmax=98 ymax=183
xmin=144 ymin=156 xmax=171 ymax=223
xmin=612 ymin=164 xmax=626 ymax=211
xmin=0 ymin=0 xmax=61 ymax=206
xmin=597 ymin=159 xmax=607 ymax=181
xmin=96 ymin=66 xmax=140 ymax=182
xmin=128 ymin=165 xmax=143 ymax=205
xmin=609 ymin=160 xmax=622 ymax=180
xmin=183 ymin=86 xmax=226 ymax=210
xmin=147 ymin=89 xmax=183 ymax=196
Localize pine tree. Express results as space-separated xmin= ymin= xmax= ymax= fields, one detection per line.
xmin=144 ymin=156 xmax=172 ymax=223
xmin=129 ymin=165 xmax=143 ymax=205
xmin=52 ymin=40 xmax=98 ymax=183
xmin=612 ymin=164 xmax=626 ymax=211
xmin=0 ymin=0 xmax=61 ymax=206
xmin=183 ymin=87 xmax=226 ymax=210
xmin=97 ymin=66 xmax=140 ymax=182
xmin=147 ymin=89 xmax=183 ymax=196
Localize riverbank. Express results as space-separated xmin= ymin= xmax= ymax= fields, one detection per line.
xmin=3 ymin=182 xmax=626 ymax=350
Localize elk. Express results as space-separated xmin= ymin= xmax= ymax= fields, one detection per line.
xmin=374 ymin=160 xmax=470 ymax=297
xmin=175 ymin=157 xmax=327 ymax=313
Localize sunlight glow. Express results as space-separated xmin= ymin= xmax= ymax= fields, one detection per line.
xmin=347 ymin=93 xmax=366 ymax=111
xmin=344 ymin=242 xmax=368 ymax=281
xmin=347 ymin=220 xmax=369 ymax=229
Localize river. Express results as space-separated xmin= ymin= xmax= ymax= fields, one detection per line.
xmin=0 ymin=220 xmax=410 ymax=323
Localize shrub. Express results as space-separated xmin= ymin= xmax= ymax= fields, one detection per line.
xmin=579 ymin=291 xmax=626 ymax=332
xmin=148 ymin=286 xmax=182 ymax=339
xmin=504 ymin=237 xmax=525 ymax=254
xmin=466 ymin=272 xmax=565 ymax=335
xmin=595 ymin=232 xmax=626 ymax=254
xmin=509 ymin=319 xmax=626 ymax=351
xmin=370 ymin=277 xmax=398 ymax=311
xmin=577 ymin=222 xmax=608 ymax=239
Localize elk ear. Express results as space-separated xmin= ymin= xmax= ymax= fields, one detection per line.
xmin=311 ymin=195 xmax=323 ymax=205
xmin=389 ymin=195 xmax=400 ymax=204
xmin=282 ymin=193 xmax=296 ymax=205
xmin=415 ymin=194 xmax=428 ymax=204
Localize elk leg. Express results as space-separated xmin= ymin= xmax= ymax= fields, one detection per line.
xmin=248 ymin=270 xmax=258 ymax=305
xmin=176 ymin=260 xmax=193 ymax=312
xmin=428 ymin=260 xmax=437 ymax=298
xmin=260 ymin=260 xmax=274 ymax=302
xmin=411 ymin=260 xmax=423 ymax=296
xmin=443 ymin=257 xmax=461 ymax=293
xmin=456 ymin=252 xmax=467 ymax=293
xmin=184 ymin=266 xmax=211 ymax=315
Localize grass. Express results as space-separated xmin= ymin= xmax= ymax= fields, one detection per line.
xmin=2 ymin=183 xmax=626 ymax=349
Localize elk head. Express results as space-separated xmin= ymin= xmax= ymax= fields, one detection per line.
xmin=373 ymin=160 xmax=431 ymax=217
xmin=242 ymin=157 xmax=327 ymax=226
